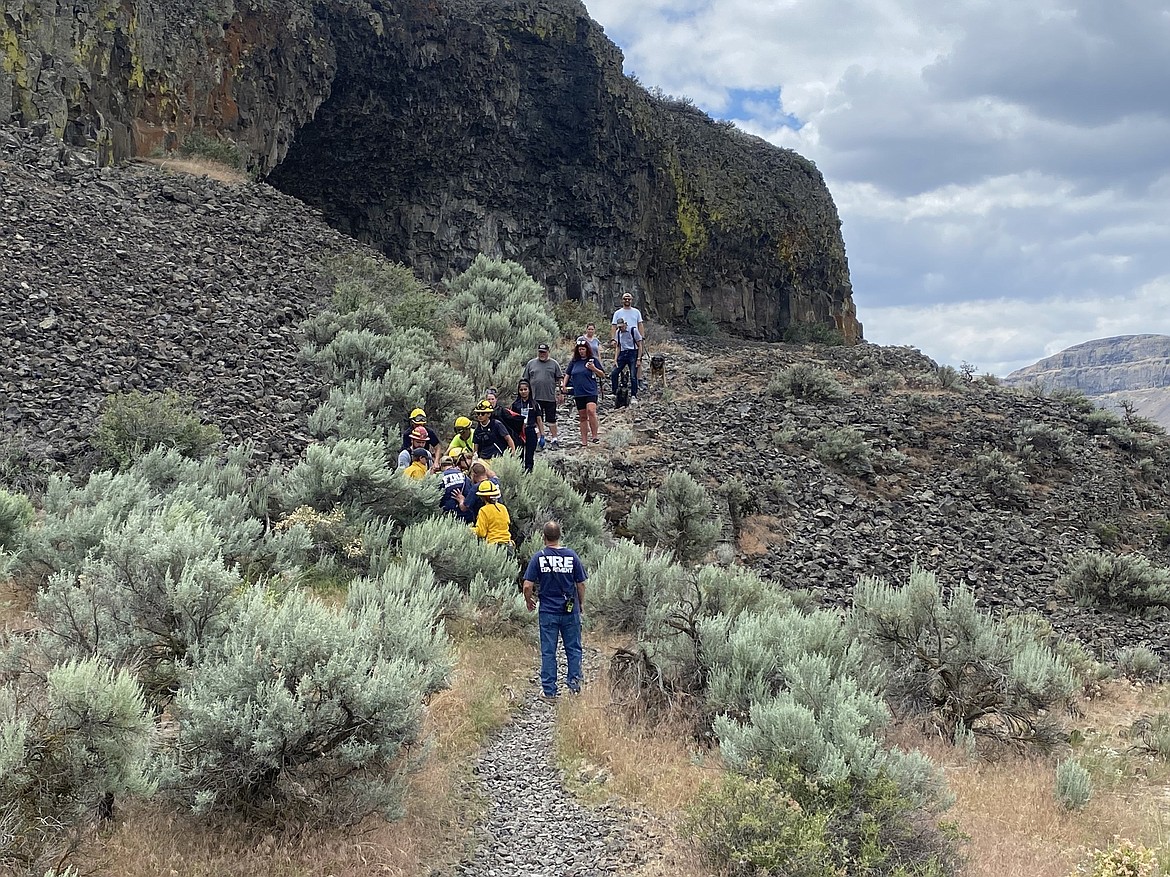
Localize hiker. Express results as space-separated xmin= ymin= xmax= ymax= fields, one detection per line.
xmin=510 ymin=378 xmax=541 ymax=472
xmin=439 ymin=452 xmax=470 ymax=514
xmin=470 ymin=480 xmax=513 ymax=547
xmin=522 ymin=520 xmax=587 ymax=700
xmin=402 ymin=446 xmax=432 ymax=479
xmin=446 ymin=416 xmax=475 ymax=459
xmin=455 ymin=460 xmax=498 ymax=523
xmin=397 ymin=425 xmax=434 ymax=470
xmin=610 ymin=317 xmax=642 ymax=407
xmin=521 ymin=343 xmax=564 ymax=448
xmin=487 ymin=385 xmax=526 ymax=445
xmin=401 ymin=408 xmax=441 ymax=458
xmin=472 ymin=399 xmax=515 ymax=460
xmin=563 ymin=338 xmax=606 ymax=446
xmin=582 ymin=323 xmax=603 ymax=362
xmin=611 ymin=293 xmax=645 ymax=388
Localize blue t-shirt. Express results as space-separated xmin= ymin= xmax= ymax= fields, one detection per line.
xmin=566 ymin=357 xmax=602 ymax=398
xmin=524 ymin=546 xmax=587 ymax=615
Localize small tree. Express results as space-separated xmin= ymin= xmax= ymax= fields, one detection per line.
xmin=625 ymin=471 xmax=719 ymax=564
xmin=1060 ymin=551 xmax=1170 ymax=616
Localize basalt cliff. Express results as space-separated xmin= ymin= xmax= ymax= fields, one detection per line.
xmin=0 ymin=0 xmax=860 ymax=341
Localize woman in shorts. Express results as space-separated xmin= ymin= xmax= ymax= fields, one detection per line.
xmin=562 ymin=339 xmax=606 ymax=446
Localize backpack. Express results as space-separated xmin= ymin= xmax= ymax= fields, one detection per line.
xmin=494 ymin=406 xmax=525 ymax=443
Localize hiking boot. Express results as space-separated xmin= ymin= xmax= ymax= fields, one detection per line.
xmin=541 ymin=693 xmax=559 ymax=703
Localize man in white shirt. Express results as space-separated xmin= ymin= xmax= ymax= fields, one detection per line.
xmin=611 ymin=293 xmax=645 ymax=392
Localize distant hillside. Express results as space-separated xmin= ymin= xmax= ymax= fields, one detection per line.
xmin=1006 ymin=335 xmax=1170 ymax=428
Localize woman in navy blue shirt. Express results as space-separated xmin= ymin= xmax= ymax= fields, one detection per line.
xmin=562 ymin=340 xmax=606 ymax=446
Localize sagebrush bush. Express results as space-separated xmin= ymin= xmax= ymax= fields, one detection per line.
xmin=0 ymin=661 xmax=152 ymax=875
xmin=685 ymin=308 xmax=717 ymax=336
xmin=813 ymin=427 xmax=875 ymax=477
xmin=850 ymin=566 xmax=1078 ymax=749
xmin=552 ymin=299 xmax=607 ymax=341
xmin=28 ymin=510 xmax=242 ymax=707
xmin=1015 ymin=419 xmax=1075 ymax=469
xmin=1126 ymin=713 xmax=1170 ymax=760
xmin=588 ymin=541 xmax=687 ymax=633
xmin=276 ymin=439 xmax=440 ymax=529
xmin=398 ymin=515 xmax=517 ymax=592
xmin=0 ymin=487 xmax=33 ymax=551
xmin=768 ymin=363 xmax=847 ymax=402
xmin=782 ymin=323 xmax=845 ymax=346
xmin=169 ymin=584 xmax=450 ymax=822
xmin=935 ymin=365 xmax=962 ymax=390
xmin=93 ymin=390 xmax=221 ymax=468
xmin=969 ymin=449 xmax=1029 ymax=506
xmin=178 ymin=130 xmax=243 ymax=168
xmin=1055 ymin=758 xmax=1091 ymax=810
xmin=1081 ymin=408 xmax=1122 ymax=435
xmin=625 ymin=470 xmax=719 ymax=564
xmin=1114 ymin=646 xmax=1163 ymax=679
xmin=1049 ymin=386 xmax=1096 ymax=415
xmin=1060 ymin=551 xmax=1170 ymax=616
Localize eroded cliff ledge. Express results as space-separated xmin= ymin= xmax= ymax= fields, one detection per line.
xmin=1 ymin=0 xmax=861 ymax=341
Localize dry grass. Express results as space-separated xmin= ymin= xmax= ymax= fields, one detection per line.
xmin=553 ymin=636 xmax=718 ymax=877
xmin=0 ymin=577 xmax=33 ymax=632
xmin=136 ymin=156 xmax=249 ymax=184
xmin=75 ymin=632 xmax=535 ymax=877
xmin=898 ymin=681 xmax=1170 ymax=877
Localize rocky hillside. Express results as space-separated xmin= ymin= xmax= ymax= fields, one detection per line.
xmin=0 ymin=0 xmax=859 ymax=343
xmin=1006 ymin=335 xmax=1170 ymax=428
xmin=3 ymin=123 xmax=1168 ymax=667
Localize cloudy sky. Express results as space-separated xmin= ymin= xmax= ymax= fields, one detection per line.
xmin=583 ymin=0 xmax=1170 ymax=375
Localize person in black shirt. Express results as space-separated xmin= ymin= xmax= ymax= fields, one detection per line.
xmin=472 ymin=400 xmax=515 ymax=459
xmin=510 ymin=379 xmax=541 ymax=472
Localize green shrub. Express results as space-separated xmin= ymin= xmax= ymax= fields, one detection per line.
xmin=1049 ymin=386 xmax=1096 ymax=415
xmin=0 ymin=488 xmax=34 ymax=551
xmin=625 ymin=470 xmax=719 ymax=564
xmin=93 ymin=390 xmax=221 ymax=468
xmin=178 ymin=130 xmax=243 ymax=168
xmin=768 ymin=363 xmax=847 ymax=402
xmin=1081 ymin=408 xmax=1122 ymax=435
xmin=935 ymin=365 xmax=961 ymax=390
xmin=1060 ymin=551 xmax=1170 ymax=616
xmin=276 ymin=439 xmax=440 ymax=530
xmin=1108 ymin=425 xmax=1161 ymax=456
xmin=447 ymin=256 xmax=560 ymax=392
xmin=720 ymin=476 xmax=753 ymax=535
xmin=968 ymin=449 xmax=1029 ymax=506
xmin=783 ymin=323 xmax=845 ymax=346
xmin=850 ymin=566 xmax=1078 ymax=749
xmin=862 ymin=372 xmax=904 ymax=396
xmin=489 ymin=455 xmax=606 ymax=560
xmin=1155 ymin=517 xmax=1170 ymax=547
xmin=1092 ymin=521 xmax=1122 ymax=547
xmin=326 ymin=253 xmax=431 ymax=316
xmin=814 ymin=427 xmax=874 ymax=477
xmin=1055 ymin=758 xmax=1091 ymax=810
xmin=0 ymin=661 xmax=153 ymax=874
xmin=169 ymin=583 xmax=450 ymax=822
xmin=552 ymin=299 xmax=607 ymax=341
xmin=397 ymin=515 xmax=516 ymax=593
xmin=687 ymin=765 xmax=959 ymax=877
xmin=1071 ymin=838 xmax=1157 ymax=877
xmin=686 ymin=308 xmax=718 ymax=336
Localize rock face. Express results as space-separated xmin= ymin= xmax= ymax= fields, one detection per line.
xmin=1006 ymin=335 xmax=1170 ymax=428
xmin=0 ymin=0 xmax=860 ymax=343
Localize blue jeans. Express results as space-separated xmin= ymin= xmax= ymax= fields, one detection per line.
xmin=538 ymin=611 xmax=583 ymax=696
xmin=611 ymin=349 xmax=639 ymax=397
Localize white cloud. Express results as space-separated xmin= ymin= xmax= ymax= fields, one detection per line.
xmin=583 ymin=0 xmax=1170 ymax=370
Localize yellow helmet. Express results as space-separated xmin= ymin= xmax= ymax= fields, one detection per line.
xmin=410 ymin=408 xmax=427 ymax=422
xmin=454 ymin=416 xmax=472 ymax=429
xmin=473 ymin=400 xmax=493 ymax=415
xmin=476 ymin=480 xmax=501 ymax=499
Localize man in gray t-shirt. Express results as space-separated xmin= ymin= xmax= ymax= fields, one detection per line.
xmin=522 ymin=343 xmax=564 ymax=446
